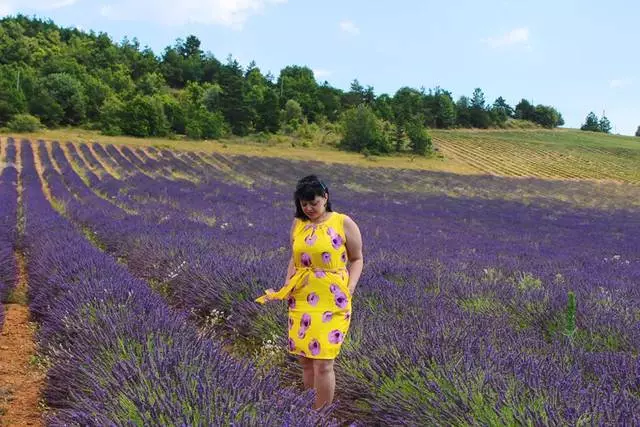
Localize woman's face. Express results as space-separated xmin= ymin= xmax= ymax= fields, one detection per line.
xmin=300 ymin=195 xmax=328 ymax=220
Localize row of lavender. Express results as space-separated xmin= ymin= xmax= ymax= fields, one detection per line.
xmin=17 ymin=137 xmax=335 ymax=425
xmin=0 ymin=138 xmax=18 ymax=327
xmin=46 ymin=139 xmax=640 ymax=424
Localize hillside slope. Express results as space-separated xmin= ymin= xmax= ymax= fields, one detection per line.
xmin=432 ymin=129 xmax=640 ymax=183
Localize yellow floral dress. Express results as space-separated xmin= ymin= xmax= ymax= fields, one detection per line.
xmin=256 ymin=212 xmax=352 ymax=359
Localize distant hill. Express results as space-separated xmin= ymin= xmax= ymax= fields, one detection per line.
xmin=432 ymin=129 xmax=640 ymax=183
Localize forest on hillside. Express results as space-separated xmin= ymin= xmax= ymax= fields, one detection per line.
xmin=0 ymin=15 xmax=566 ymax=155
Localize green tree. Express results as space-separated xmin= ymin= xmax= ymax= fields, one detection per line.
xmin=0 ymin=67 xmax=27 ymax=125
xmin=99 ymin=95 xmax=125 ymax=135
xmin=581 ymin=112 xmax=600 ymax=132
xmin=433 ymin=90 xmax=456 ymax=129
xmin=405 ymin=119 xmax=433 ymax=155
xmin=598 ymin=115 xmax=612 ymax=133
xmin=635 ymin=126 xmax=640 ymax=137
xmin=455 ymin=96 xmax=472 ymax=127
xmin=36 ymin=73 xmax=87 ymax=125
xmin=120 ymin=94 xmax=169 ymax=137
xmin=284 ymin=99 xmax=304 ymax=130
xmin=219 ymin=57 xmax=251 ymax=135
xmin=277 ymin=65 xmax=320 ymax=122
xmin=469 ymin=88 xmax=490 ymax=128
xmin=341 ymin=105 xmax=391 ymax=154
xmin=514 ymin=99 xmax=536 ymax=121
xmin=533 ymin=105 xmax=563 ymax=129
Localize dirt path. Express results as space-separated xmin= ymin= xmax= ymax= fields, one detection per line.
xmin=0 ymin=140 xmax=45 ymax=426
xmin=0 ymin=254 xmax=45 ymax=427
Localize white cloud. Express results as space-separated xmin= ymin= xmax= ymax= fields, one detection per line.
xmin=0 ymin=0 xmax=77 ymax=16
xmin=483 ymin=27 xmax=530 ymax=48
xmin=98 ymin=0 xmax=286 ymax=29
xmin=609 ymin=78 xmax=632 ymax=89
xmin=313 ymin=69 xmax=332 ymax=79
xmin=339 ymin=20 xmax=360 ymax=35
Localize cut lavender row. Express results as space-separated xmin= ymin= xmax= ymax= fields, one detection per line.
xmin=0 ymin=137 xmax=19 ymax=327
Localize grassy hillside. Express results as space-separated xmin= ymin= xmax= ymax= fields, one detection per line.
xmin=432 ymin=129 xmax=640 ymax=183
xmin=4 ymin=127 xmax=640 ymax=183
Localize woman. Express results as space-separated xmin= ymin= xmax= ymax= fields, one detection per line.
xmin=255 ymin=175 xmax=363 ymax=410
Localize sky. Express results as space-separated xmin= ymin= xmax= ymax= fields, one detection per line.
xmin=1 ymin=0 xmax=638 ymax=136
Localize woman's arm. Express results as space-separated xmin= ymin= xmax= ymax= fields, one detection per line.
xmin=344 ymin=215 xmax=363 ymax=295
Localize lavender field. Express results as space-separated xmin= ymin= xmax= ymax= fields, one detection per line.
xmin=1 ymin=136 xmax=639 ymax=425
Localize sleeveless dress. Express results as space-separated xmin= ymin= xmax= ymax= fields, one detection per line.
xmin=255 ymin=212 xmax=352 ymax=359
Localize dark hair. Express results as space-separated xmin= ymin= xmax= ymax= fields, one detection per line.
xmin=294 ymin=175 xmax=332 ymax=219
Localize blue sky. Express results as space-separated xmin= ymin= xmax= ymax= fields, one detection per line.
xmin=2 ymin=0 xmax=638 ymax=135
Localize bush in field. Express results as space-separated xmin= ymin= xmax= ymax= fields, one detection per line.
xmin=120 ymin=95 xmax=170 ymax=137
xmin=341 ymin=105 xmax=392 ymax=154
xmin=7 ymin=113 xmax=42 ymax=132
xmin=405 ymin=119 xmax=433 ymax=155
xmin=186 ymin=106 xmax=226 ymax=139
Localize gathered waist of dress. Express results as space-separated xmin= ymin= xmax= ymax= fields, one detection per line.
xmin=295 ymin=266 xmax=348 ymax=274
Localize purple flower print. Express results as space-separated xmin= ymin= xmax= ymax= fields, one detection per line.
xmin=287 ymin=296 xmax=296 ymax=309
xmin=301 ymin=253 xmax=312 ymax=267
xmin=331 ymin=235 xmax=343 ymax=250
xmin=326 ymin=227 xmax=337 ymax=237
xmin=301 ymin=313 xmax=311 ymax=329
xmin=314 ymin=270 xmax=326 ymax=279
xmin=341 ymin=251 xmax=347 ymax=263
xmin=322 ymin=252 xmax=331 ymax=264
xmin=329 ymin=284 xmax=338 ymax=294
xmin=299 ymin=350 xmax=306 ymax=356
xmin=305 ymin=234 xmax=317 ymax=246
xmin=345 ymin=311 xmax=351 ymax=320
xmin=334 ymin=292 xmax=348 ymax=309
xmin=288 ymin=317 xmax=293 ymax=330
xmin=328 ymin=330 xmax=344 ymax=344
xmin=309 ymin=339 xmax=321 ymax=356
xmin=322 ymin=311 xmax=333 ymax=323
xmin=298 ymin=328 xmax=307 ymax=339
xmin=307 ymin=292 xmax=319 ymax=306
xmin=288 ymin=338 xmax=296 ymax=351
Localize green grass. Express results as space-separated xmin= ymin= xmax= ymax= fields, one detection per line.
xmin=432 ymin=128 xmax=640 ymax=183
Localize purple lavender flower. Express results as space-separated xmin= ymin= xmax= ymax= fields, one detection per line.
xmin=307 ymin=292 xmax=319 ymax=306
xmin=328 ymin=330 xmax=344 ymax=344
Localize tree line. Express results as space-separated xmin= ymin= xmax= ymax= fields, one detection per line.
xmin=0 ymin=15 xmax=567 ymax=155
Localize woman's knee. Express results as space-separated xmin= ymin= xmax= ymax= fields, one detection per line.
xmin=313 ymin=359 xmax=334 ymax=375
xmin=299 ymin=356 xmax=314 ymax=370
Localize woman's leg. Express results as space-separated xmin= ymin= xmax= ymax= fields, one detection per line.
xmin=298 ymin=356 xmax=315 ymax=390
xmin=312 ymin=359 xmax=335 ymax=409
